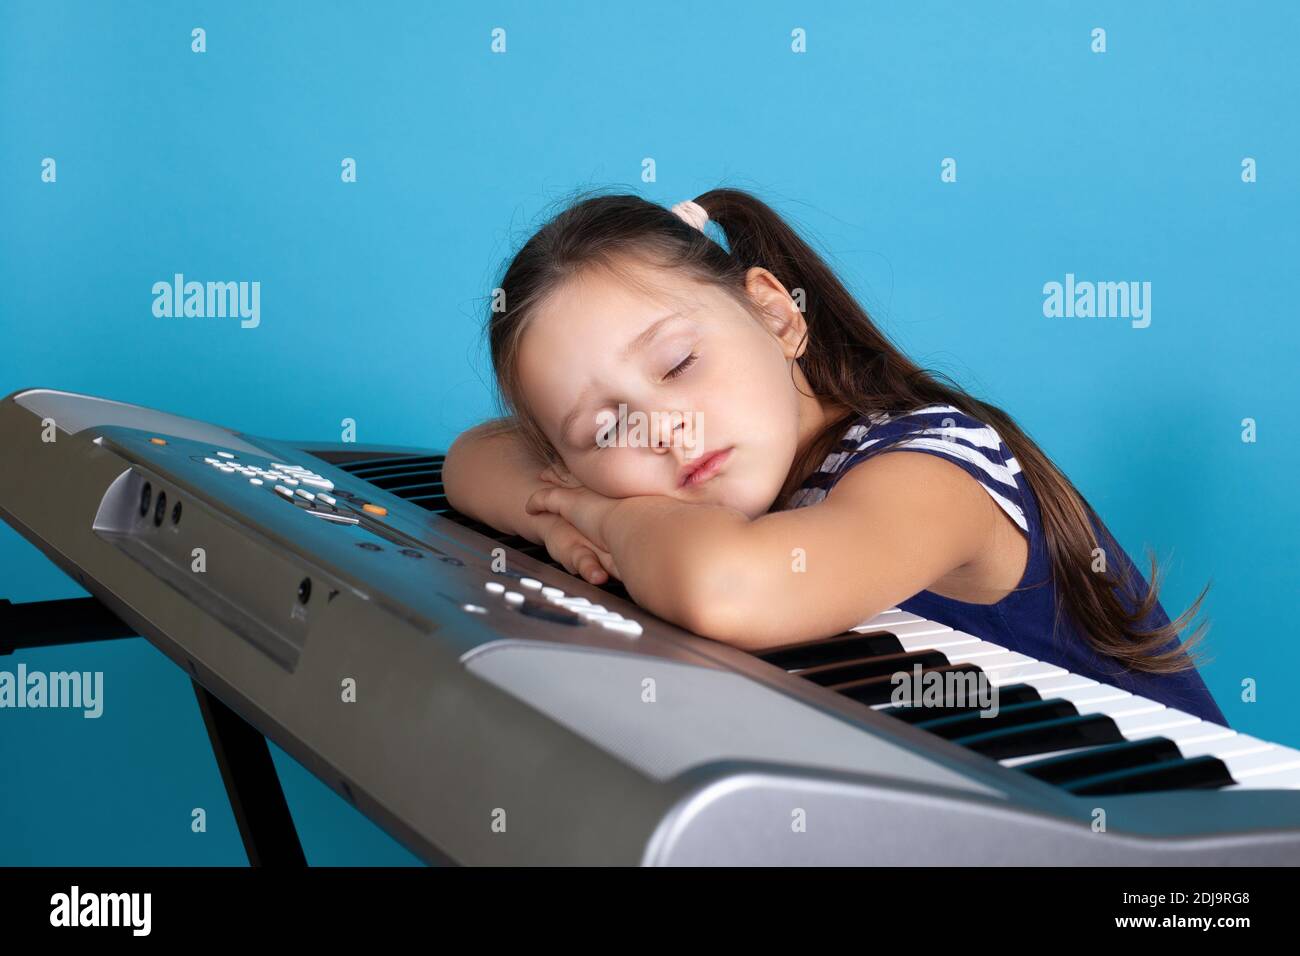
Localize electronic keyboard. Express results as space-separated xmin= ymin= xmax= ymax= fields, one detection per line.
xmin=2 ymin=386 xmax=1298 ymax=865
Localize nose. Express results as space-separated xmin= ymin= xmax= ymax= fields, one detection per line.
xmin=649 ymin=412 xmax=686 ymax=455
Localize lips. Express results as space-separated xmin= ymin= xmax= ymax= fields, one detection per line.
xmin=679 ymin=447 xmax=733 ymax=488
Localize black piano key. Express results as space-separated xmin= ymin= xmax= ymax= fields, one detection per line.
xmin=912 ymin=698 xmax=1081 ymax=740
xmin=881 ymin=683 xmax=1042 ymax=724
xmin=1064 ymin=755 xmax=1236 ymax=795
xmin=758 ymin=630 xmax=906 ymax=671
xmin=1015 ymin=737 xmax=1185 ymax=785
xmin=952 ymin=714 xmax=1125 ymax=760
xmin=799 ymin=649 xmax=950 ymax=687
xmin=836 ymin=663 xmax=985 ymax=707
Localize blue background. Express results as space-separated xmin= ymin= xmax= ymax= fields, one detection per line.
xmin=1 ymin=1 xmax=1296 ymax=864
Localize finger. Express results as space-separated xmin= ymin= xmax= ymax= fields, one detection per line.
xmin=524 ymin=487 xmax=555 ymax=516
xmin=574 ymin=549 xmax=607 ymax=584
xmin=591 ymin=547 xmax=620 ymax=580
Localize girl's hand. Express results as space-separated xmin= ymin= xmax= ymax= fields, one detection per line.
xmin=526 ymin=470 xmax=621 ymax=556
xmin=532 ymin=512 xmax=621 ymax=584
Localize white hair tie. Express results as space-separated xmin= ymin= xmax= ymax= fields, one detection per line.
xmin=671 ymin=199 xmax=710 ymax=232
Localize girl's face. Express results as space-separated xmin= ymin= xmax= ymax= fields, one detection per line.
xmin=516 ymin=260 xmax=843 ymax=518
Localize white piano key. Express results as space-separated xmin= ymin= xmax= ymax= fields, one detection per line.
xmin=1023 ymin=673 xmax=1099 ymax=694
xmin=939 ymin=640 xmax=1013 ymax=661
xmin=897 ymin=631 xmax=982 ymax=652
xmin=1223 ymin=764 xmax=1300 ymax=789
xmin=1071 ymin=694 xmax=1164 ymax=718
xmin=1139 ymin=719 xmax=1237 ymax=747
xmin=943 ymin=650 xmax=1035 ymax=670
xmin=1047 ymin=684 xmax=1134 ymax=707
xmin=856 ymin=619 xmax=954 ymax=639
xmin=1177 ymin=734 xmax=1274 ymax=760
xmin=1111 ymin=708 xmax=1201 ymax=735
xmin=862 ymin=610 xmax=931 ymax=627
xmin=1222 ymin=748 xmax=1300 ymax=779
xmin=985 ymin=663 xmax=1068 ymax=684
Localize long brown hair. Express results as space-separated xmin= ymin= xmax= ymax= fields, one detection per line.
xmin=484 ymin=186 xmax=1210 ymax=674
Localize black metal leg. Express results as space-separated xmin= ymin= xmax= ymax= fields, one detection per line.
xmin=3 ymin=594 xmax=308 ymax=866
xmin=192 ymin=680 xmax=307 ymax=867
xmin=0 ymin=597 xmax=136 ymax=655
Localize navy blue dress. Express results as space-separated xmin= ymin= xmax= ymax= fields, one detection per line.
xmin=782 ymin=404 xmax=1228 ymax=727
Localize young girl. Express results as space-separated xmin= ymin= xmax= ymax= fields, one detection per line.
xmin=443 ymin=188 xmax=1227 ymax=728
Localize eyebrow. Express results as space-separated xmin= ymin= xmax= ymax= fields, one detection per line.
xmin=558 ymin=311 xmax=683 ymax=446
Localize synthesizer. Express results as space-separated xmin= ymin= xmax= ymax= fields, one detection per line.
xmin=1 ymin=387 xmax=1298 ymax=865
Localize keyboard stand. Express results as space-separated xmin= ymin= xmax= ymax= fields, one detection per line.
xmin=0 ymin=597 xmax=307 ymax=867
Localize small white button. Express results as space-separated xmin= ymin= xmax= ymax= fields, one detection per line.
xmin=204 ymin=457 xmax=220 ymax=464
xmin=461 ymin=603 xmax=488 ymax=614
xmin=318 ymin=493 xmax=336 ymax=506
xmin=249 ymin=478 xmax=264 ymax=486
xmin=541 ymin=587 xmax=565 ymax=600
xmin=281 ymin=477 xmax=299 ymax=486
xmin=565 ymin=603 xmax=607 ymax=614
xmin=295 ymin=489 xmax=315 ymax=501
xmin=484 ymin=582 xmax=506 ymax=594
xmin=274 ymin=485 xmax=294 ymax=498
xmin=520 ymin=578 xmax=542 ymax=589
xmin=217 ymin=451 xmax=236 ymax=459
xmin=217 ymin=465 xmax=236 ymax=473
xmin=601 ymin=620 xmax=643 ymax=636
xmin=300 ymin=477 xmax=334 ymax=490
xmin=504 ymin=591 xmax=524 ymax=605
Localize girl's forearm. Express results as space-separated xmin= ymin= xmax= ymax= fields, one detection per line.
xmin=443 ymin=418 xmax=553 ymax=543
xmin=602 ymin=496 xmax=751 ymax=632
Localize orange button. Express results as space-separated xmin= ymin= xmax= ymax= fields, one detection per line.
xmin=362 ymin=503 xmax=388 ymax=516
xmin=149 ymin=437 xmax=168 ymax=445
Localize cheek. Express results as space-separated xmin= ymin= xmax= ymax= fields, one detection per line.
xmin=580 ymin=451 xmax=670 ymax=498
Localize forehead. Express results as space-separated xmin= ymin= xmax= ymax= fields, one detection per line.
xmin=539 ymin=259 xmax=694 ymax=331
xmin=522 ymin=262 xmax=704 ymax=367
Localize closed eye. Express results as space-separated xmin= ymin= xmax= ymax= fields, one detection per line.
xmin=664 ymin=352 xmax=697 ymax=381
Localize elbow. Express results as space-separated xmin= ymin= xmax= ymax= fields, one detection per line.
xmin=673 ymin=542 xmax=761 ymax=649
xmin=441 ymin=440 xmax=467 ymax=513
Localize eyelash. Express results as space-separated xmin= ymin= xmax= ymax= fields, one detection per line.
xmin=664 ymin=352 xmax=698 ymax=380
xmin=589 ymin=353 xmax=698 ymax=450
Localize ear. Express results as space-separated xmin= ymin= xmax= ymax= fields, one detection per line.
xmin=744 ymin=266 xmax=809 ymax=360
